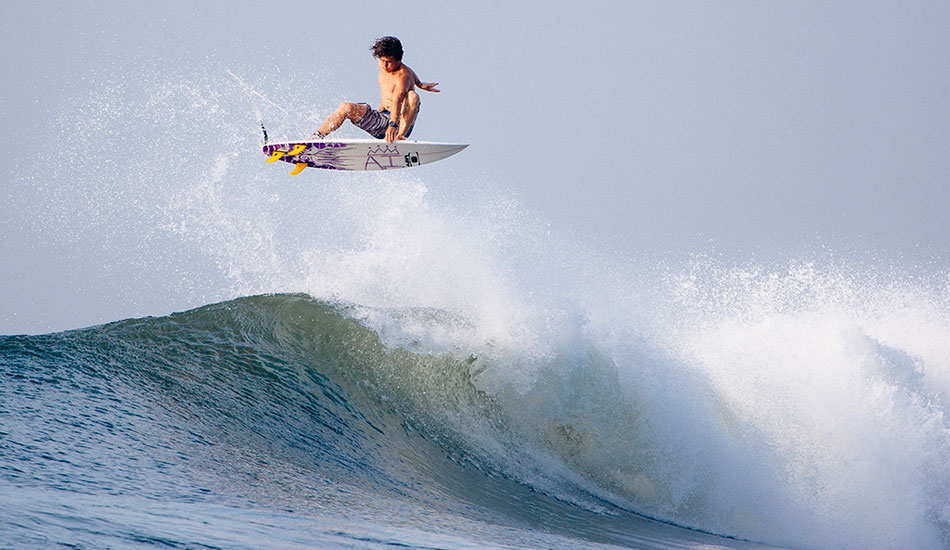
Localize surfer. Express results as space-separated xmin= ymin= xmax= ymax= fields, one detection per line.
xmin=312 ymin=36 xmax=440 ymax=143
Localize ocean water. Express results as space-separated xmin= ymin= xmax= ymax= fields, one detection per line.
xmin=4 ymin=73 xmax=950 ymax=550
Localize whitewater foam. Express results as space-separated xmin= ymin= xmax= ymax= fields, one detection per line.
xmin=645 ymin=262 xmax=950 ymax=548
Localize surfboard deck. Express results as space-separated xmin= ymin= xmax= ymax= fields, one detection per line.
xmin=262 ymin=139 xmax=468 ymax=174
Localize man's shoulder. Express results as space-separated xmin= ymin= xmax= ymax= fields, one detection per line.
xmin=395 ymin=63 xmax=416 ymax=81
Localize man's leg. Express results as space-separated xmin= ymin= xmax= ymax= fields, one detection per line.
xmin=317 ymin=102 xmax=369 ymax=137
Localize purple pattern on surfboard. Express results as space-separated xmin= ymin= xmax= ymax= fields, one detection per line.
xmin=297 ymin=147 xmax=349 ymax=170
xmin=261 ymin=142 xmax=350 ymax=170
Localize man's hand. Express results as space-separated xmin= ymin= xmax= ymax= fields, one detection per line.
xmin=418 ymin=81 xmax=441 ymax=93
xmin=385 ymin=124 xmax=398 ymax=143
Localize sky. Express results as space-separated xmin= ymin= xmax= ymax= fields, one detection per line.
xmin=2 ymin=1 xmax=949 ymax=334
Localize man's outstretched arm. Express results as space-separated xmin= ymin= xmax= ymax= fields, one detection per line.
xmin=410 ymin=67 xmax=440 ymax=93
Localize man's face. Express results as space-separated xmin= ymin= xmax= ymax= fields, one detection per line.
xmin=378 ymin=56 xmax=401 ymax=73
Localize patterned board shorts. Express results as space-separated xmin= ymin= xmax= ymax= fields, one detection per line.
xmin=354 ymin=103 xmax=415 ymax=139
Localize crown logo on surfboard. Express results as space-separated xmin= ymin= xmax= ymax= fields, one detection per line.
xmin=367 ymin=145 xmax=400 ymax=155
xmin=365 ymin=144 xmax=402 ymax=169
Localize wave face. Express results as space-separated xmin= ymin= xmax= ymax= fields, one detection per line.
xmin=3 ymin=287 xmax=950 ymax=550
xmin=1 ymin=294 xmax=782 ymax=550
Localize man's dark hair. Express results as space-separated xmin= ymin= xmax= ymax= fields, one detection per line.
xmin=371 ymin=36 xmax=403 ymax=61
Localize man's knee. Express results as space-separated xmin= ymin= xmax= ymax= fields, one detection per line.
xmin=337 ymin=102 xmax=364 ymax=120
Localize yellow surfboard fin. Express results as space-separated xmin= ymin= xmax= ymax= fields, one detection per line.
xmin=266 ymin=151 xmax=285 ymax=163
xmin=289 ymin=163 xmax=307 ymax=176
xmin=288 ymin=144 xmax=307 ymax=155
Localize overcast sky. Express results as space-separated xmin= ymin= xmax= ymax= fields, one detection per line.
xmin=2 ymin=1 xmax=949 ymax=333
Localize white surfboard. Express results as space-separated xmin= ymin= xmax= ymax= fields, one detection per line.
xmin=262 ymin=139 xmax=468 ymax=175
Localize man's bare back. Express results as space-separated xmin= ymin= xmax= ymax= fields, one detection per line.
xmin=315 ymin=36 xmax=440 ymax=143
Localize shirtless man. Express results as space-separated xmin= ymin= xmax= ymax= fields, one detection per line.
xmin=313 ymin=36 xmax=440 ymax=143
